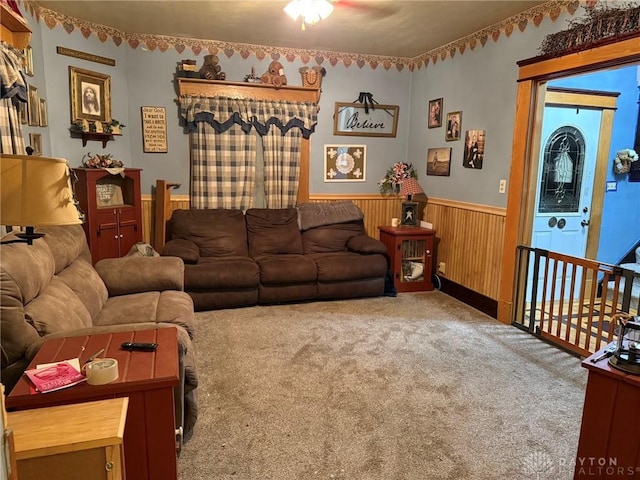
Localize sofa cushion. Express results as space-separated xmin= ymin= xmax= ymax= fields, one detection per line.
xmin=95 ymin=256 xmax=185 ymax=297
xmin=301 ymin=221 xmax=365 ymax=254
xmin=310 ymin=252 xmax=388 ymax=282
xmin=95 ymin=291 xmax=163 ymax=326
xmin=169 ymin=209 xmax=248 ymax=257
xmin=56 ymin=259 xmax=108 ymax=320
xmin=254 ymin=254 xmax=317 ymax=284
xmin=25 ymin=277 xmax=92 ymax=335
xmin=0 ymin=237 xmax=55 ymax=306
xmin=246 ymin=208 xmax=303 ymax=256
xmin=162 ymin=239 xmax=200 ymax=264
xmin=41 ymin=225 xmax=91 ymax=273
xmin=347 ymin=235 xmax=388 ymax=255
xmin=184 ymin=257 xmax=259 ymax=290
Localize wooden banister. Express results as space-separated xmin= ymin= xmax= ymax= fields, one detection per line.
xmin=153 ymin=180 xmax=181 ymax=250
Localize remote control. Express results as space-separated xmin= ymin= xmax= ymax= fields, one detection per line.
xmin=121 ymin=342 xmax=158 ymax=351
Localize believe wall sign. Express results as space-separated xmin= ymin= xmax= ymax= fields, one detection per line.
xmin=333 ymin=102 xmax=399 ymax=138
xmin=141 ymin=106 xmax=168 ymax=153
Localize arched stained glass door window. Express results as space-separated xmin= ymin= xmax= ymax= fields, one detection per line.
xmin=538 ymin=126 xmax=586 ymax=213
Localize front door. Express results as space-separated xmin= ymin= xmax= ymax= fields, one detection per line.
xmin=531 ymin=106 xmax=601 ymax=258
xmin=528 ymin=87 xmax=618 ymax=302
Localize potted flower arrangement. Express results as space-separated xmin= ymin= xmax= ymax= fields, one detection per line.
xmin=378 ymin=162 xmax=417 ymax=195
xmin=82 ymin=152 xmax=124 ymax=169
xmin=613 ymin=148 xmax=638 ymax=174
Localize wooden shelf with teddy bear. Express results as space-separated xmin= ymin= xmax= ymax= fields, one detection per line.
xmin=177 ymin=57 xmax=323 ymax=104
xmin=177 ymin=78 xmax=320 ymax=103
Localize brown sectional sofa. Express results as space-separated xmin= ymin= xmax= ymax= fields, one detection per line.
xmin=162 ymin=202 xmax=389 ymax=311
xmin=0 ymin=225 xmax=199 ymax=439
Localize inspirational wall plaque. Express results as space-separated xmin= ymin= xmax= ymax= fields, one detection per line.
xmin=141 ymin=106 xmax=168 ymax=153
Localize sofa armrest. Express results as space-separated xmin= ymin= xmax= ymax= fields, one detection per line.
xmin=95 ymin=256 xmax=185 ymax=297
xmin=162 ymin=239 xmax=200 ymax=264
xmin=347 ymin=235 xmax=388 ymax=255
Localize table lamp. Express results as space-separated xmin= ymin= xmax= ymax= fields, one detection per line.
xmin=1 ymin=155 xmax=83 ymax=245
xmin=399 ymin=178 xmax=424 ymax=227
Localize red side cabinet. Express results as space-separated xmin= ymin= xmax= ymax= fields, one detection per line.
xmin=73 ymin=168 xmax=143 ymax=264
xmin=378 ymin=226 xmax=436 ymax=293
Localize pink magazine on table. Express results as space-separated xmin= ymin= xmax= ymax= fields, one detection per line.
xmin=25 ymin=359 xmax=87 ymax=393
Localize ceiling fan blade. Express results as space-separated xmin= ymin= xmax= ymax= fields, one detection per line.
xmin=333 ymin=0 xmax=400 ymax=17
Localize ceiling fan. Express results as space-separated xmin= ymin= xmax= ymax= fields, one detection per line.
xmin=284 ymin=0 xmax=398 ymax=30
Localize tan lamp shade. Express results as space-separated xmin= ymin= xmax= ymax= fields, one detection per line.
xmin=1 ymin=155 xmax=82 ymax=228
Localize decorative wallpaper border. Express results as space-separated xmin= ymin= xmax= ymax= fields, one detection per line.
xmin=24 ymin=0 xmax=578 ymax=71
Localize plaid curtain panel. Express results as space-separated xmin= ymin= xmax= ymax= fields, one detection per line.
xmin=191 ymin=121 xmax=256 ymax=210
xmin=180 ymin=95 xmax=317 ymax=209
xmin=0 ymin=43 xmax=27 ymax=154
xmin=262 ymin=127 xmax=301 ymax=208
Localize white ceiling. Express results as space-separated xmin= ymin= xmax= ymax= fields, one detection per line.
xmin=35 ymin=0 xmax=548 ymax=58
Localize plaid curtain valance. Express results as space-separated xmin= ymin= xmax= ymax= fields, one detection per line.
xmin=0 ymin=42 xmax=26 ymax=154
xmin=179 ymin=96 xmax=318 ymax=139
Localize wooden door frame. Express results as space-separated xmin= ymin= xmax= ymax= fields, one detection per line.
xmin=497 ymin=34 xmax=640 ymax=324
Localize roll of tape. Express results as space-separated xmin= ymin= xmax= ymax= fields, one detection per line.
xmin=84 ymin=358 xmax=119 ymax=385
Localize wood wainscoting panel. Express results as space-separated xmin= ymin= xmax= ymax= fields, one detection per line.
xmin=425 ymin=198 xmax=506 ymax=300
xmin=142 ymin=193 xmax=504 ymax=301
xmin=142 ymin=194 xmax=190 ymax=245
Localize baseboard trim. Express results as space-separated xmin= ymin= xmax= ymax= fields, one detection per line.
xmin=438 ymin=277 xmax=498 ymax=319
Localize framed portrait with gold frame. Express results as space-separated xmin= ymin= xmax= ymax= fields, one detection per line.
xmin=39 ymin=98 xmax=48 ymax=127
xmin=27 ymin=84 xmax=39 ymax=126
xmin=69 ymin=66 xmax=111 ymax=124
xmin=29 ymin=133 xmax=42 ymax=156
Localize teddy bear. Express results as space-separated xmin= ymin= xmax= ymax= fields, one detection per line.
xmin=199 ymin=54 xmax=226 ymax=81
xmin=261 ymin=61 xmax=287 ymax=87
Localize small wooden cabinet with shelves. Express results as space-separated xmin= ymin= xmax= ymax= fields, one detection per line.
xmin=378 ymin=226 xmax=436 ymax=293
xmin=7 ymin=398 xmax=128 ymax=480
xmin=73 ymin=168 xmax=143 ymax=264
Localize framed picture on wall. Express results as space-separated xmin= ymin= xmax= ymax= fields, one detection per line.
xmin=39 ymin=98 xmax=48 ymax=127
xmin=333 ymin=102 xmax=399 ymax=137
xmin=463 ymin=129 xmax=486 ymax=169
xmin=428 ymin=98 xmax=442 ymax=128
xmin=20 ymin=101 xmax=28 ymax=124
xmin=69 ymin=66 xmax=111 ymax=124
xmin=27 ymin=84 xmax=39 ymax=126
xmin=324 ymin=144 xmax=367 ymax=182
xmin=426 ymin=147 xmax=452 ymax=176
xmin=445 ymin=111 xmax=462 ymax=141
xmin=29 ymin=133 xmax=42 ymax=156
xmin=23 ymin=45 xmax=34 ymax=76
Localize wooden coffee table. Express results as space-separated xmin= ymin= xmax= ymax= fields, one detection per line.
xmin=6 ymin=327 xmax=180 ymax=480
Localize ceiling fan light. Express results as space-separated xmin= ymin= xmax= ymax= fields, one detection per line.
xmin=315 ymin=0 xmax=334 ymax=20
xmin=283 ymin=0 xmax=302 ymax=21
xmin=284 ymin=0 xmax=334 ymax=25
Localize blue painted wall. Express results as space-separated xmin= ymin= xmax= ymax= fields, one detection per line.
xmin=19 ymin=4 xmax=639 ymax=264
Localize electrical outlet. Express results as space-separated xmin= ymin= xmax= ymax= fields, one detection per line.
xmin=499 ymin=179 xmax=507 ymax=194
xmin=438 ymin=262 xmax=446 ymax=275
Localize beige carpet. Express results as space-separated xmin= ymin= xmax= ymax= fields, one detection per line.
xmin=178 ymin=291 xmax=588 ymax=480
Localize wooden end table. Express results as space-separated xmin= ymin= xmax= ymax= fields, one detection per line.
xmin=575 ymin=344 xmax=640 ymax=479
xmin=378 ymin=226 xmax=436 ymax=292
xmin=6 ymin=327 xmax=180 ymax=480
xmin=8 ymin=397 xmax=128 ymax=480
